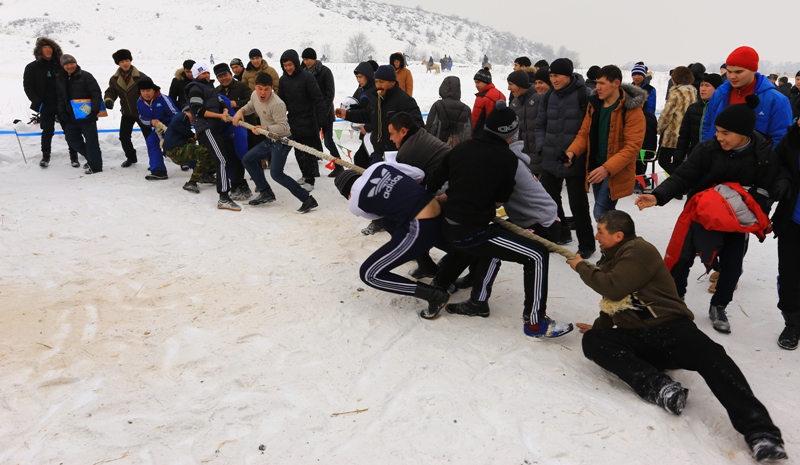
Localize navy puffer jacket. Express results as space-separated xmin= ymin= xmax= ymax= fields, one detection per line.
xmin=535 ymin=73 xmax=591 ymax=177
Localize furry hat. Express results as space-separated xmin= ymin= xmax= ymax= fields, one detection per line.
xmin=33 ymin=36 xmax=62 ymax=61
xmin=507 ymin=70 xmax=531 ymax=89
xmin=474 ymin=67 xmax=492 ymax=84
xmin=688 ymin=62 xmax=706 ymax=80
xmin=112 ymin=49 xmax=132 ymax=65
xmin=389 ymin=52 xmax=406 ymax=69
xmin=137 ymin=76 xmax=160 ymax=92
xmin=726 ymin=46 xmax=759 ymax=71
xmin=484 ymin=100 xmax=519 ymax=139
xmin=715 ymin=95 xmax=760 ymax=136
xmin=671 ymin=66 xmax=695 ymax=86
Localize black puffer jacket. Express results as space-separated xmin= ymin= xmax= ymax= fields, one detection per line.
xmin=675 ymin=99 xmax=707 ymax=158
xmin=352 ymin=62 xmax=376 ymax=134
xmin=277 ymin=49 xmax=326 ymax=138
xmin=303 ymin=60 xmax=336 ymax=123
xmin=185 ymin=78 xmax=226 ymax=133
xmin=652 ymin=131 xmax=780 ymax=210
xmin=345 ymin=84 xmax=423 ymax=156
xmin=535 ymin=73 xmax=591 ymax=177
xmin=790 ymin=86 xmax=799 ymax=119
xmin=772 ymin=124 xmax=800 ymax=236
xmin=168 ymin=68 xmax=192 ymax=109
xmin=23 ymin=37 xmax=64 ymax=111
xmin=56 ymin=66 xmax=103 ymax=122
xmin=510 ymin=86 xmax=542 ymax=173
xmin=425 ymin=76 xmax=471 ymax=144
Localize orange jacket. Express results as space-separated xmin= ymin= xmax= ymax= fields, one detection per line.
xmin=395 ymin=67 xmax=414 ymax=97
xmin=567 ymin=84 xmax=647 ymax=201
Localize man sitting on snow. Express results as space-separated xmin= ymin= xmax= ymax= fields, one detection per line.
xmin=566 ymin=210 xmax=786 ymax=463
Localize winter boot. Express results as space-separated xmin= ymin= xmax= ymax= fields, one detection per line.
xmin=297 ymin=195 xmax=318 ymax=214
xmin=524 ymin=316 xmax=574 ymax=338
xmin=748 ymin=434 xmax=788 ymax=462
xmin=454 ymin=272 xmax=474 ymax=290
xmin=70 ymin=153 xmax=80 ymax=168
xmin=182 ymin=181 xmax=200 ymax=194
xmin=121 ymin=158 xmax=137 ymax=168
xmin=446 ymin=298 xmax=490 ymax=318
xmin=39 ymin=153 xmax=50 ymax=168
xmin=217 ymin=194 xmax=242 ymax=212
xmin=709 ymin=304 xmax=731 ymax=333
xmin=249 ymin=189 xmax=276 ymax=205
xmin=145 ymin=170 xmax=168 ymax=180
xmin=656 ymin=381 xmax=688 ymax=415
xmin=778 ymin=311 xmax=800 ymax=350
xmin=415 ymin=283 xmax=451 ymax=320
xmin=409 ymin=254 xmax=439 ymax=279
xmin=430 ymin=277 xmax=457 ymax=295
xmin=557 ymin=227 xmax=573 ymax=245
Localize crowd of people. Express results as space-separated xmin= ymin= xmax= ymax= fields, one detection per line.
xmin=22 ymin=37 xmax=800 ymax=461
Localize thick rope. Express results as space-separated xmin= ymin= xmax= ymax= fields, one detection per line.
xmin=186 ymin=117 xmax=580 ymax=260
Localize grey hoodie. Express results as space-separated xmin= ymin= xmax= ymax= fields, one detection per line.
xmin=504 ymin=140 xmax=558 ymax=228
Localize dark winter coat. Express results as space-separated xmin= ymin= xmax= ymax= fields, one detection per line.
xmin=215 ymin=78 xmax=251 ymax=109
xmin=345 ymin=84 xmax=423 ymax=156
xmin=162 ymin=112 xmax=195 ymax=152
xmin=426 ymin=132 xmax=518 ymax=227
xmin=56 ymin=66 xmax=103 ymax=122
xmin=652 ymin=132 xmax=780 ymax=208
xmin=772 ymin=124 xmax=800 ymax=236
xmin=168 ymin=68 xmax=192 ymax=108
xmin=568 ymin=84 xmax=647 ymax=201
xmin=535 ymin=73 xmax=591 ymax=178
xmin=396 ymin=126 xmax=449 ymax=183
xmin=22 ymin=37 xmax=64 ymax=111
xmin=303 ymin=60 xmax=336 ymax=123
xmin=778 ymin=82 xmax=792 ymax=98
xmin=104 ymin=66 xmax=148 ymax=117
xmin=675 ymin=99 xmax=707 ymax=158
xmin=351 ymin=62 xmax=377 ymax=136
xmin=790 ymin=86 xmax=800 ymax=119
xmin=576 ymin=236 xmax=695 ymax=330
xmin=185 ymin=78 xmax=226 ymax=133
xmin=642 ymin=107 xmax=658 ymax=152
xmin=510 ymin=87 xmax=542 ymax=174
xmin=277 ymin=50 xmax=327 ymax=138
xmin=425 ymin=76 xmax=471 ymax=146
xmin=702 ymin=73 xmax=793 ymax=147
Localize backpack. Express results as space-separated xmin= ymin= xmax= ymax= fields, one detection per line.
xmin=429 ymin=100 xmax=472 ymax=147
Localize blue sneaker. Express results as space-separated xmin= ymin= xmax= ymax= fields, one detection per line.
xmin=524 ymin=316 xmax=574 ymax=338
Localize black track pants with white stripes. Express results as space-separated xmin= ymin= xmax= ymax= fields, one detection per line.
xmin=442 ymin=223 xmax=549 ymax=325
xmin=359 ymin=217 xmax=443 ymax=296
xmin=198 ymin=128 xmax=230 ymax=195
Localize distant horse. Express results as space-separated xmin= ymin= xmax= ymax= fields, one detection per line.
xmin=421 ymin=60 xmax=441 ymax=74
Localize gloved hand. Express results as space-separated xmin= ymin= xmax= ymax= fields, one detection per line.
xmin=104 ymin=99 xmax=114 ymax=110
xmin=29 ymin=112 xmax=41 ymax=124
xmin=748 ymin=186 xmax=772 ymax=215
xmin=770 ymin=178 xmax=792 ymax=202
xmin=87 ymin=112 xmax=99 ymax=122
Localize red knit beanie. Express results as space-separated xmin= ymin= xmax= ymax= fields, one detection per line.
xmin=725 ymin=46 xmax=759 ymax=72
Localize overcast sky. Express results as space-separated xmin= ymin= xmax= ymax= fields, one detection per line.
xmin=380 ymin=0 xmax=796 ymax=71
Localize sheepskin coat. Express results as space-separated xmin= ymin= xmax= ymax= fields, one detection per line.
xmin=657 ymin=84 xmax=697 ymax=149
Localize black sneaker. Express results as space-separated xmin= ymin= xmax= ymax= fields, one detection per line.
xmin=749 ymin=435 xmax=788 ymax=462
xmin=557 ymin=229 xmax=573 ymax=245
xmin=709 ymin=304 xmax=730 ymax=333
xmin=70 ymin=157 xmax=80 ymax=168
xmin=778 ymin=326 xmax=799 ymax=350
xmin=446 ymin=299 xmax=490 ymax=318
xmin=657 ymin=382 xmax=688 ymax=415
xmin=361 ymin=219 xmax=385 ymax=235
xmin=576 ymin=248 xmax=595 ymax=259
xmin=84 ymin=167 xmax=102 ymax=175
xmin=328 ymin=164 xmax=344 ymax=178
xmin=182 ymin=181 xmax=200 ymax=193
xmin=145 ymin=171 xmax=168 ymax=180
xmin=249 ymin=190 xmax=276 ymax=205
xmin=297 ymin=195 xmax=318 ymax=213
xmin=39 ymin=154 xmax=50 ymax=168
xmin=83 ymin=163 xmax=89 ymax=169
xmin=454 ymin=272 xmax=474 ymax=290
xmin=121 ymin=159 xmax=136 ymax=168
xmin=230 ymin=186 xmax=253 ymax=201
xmin=217 ymin=195 xmax=242 ymax=211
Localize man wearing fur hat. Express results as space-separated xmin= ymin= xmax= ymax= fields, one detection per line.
xmin=567 ymin=65 xmax=646 ymax=222
xmin=636 ymin=95 xmax=780 ymax=335
xmin=566 ymin=210 xmax=787 ymax=463
xmin=702 ymin=46 xmax=792 ymax=148
xmin=631 ymin=63 xmax=656 ymax=114
xmin=23 ymin=36 xmax=79 ymax=168
xmin=655 ymin=66 xmax=697 ymax=175
xmin=135 ymin=77 xmax=180 ymax=180
xmin=104 ymin=49 xmax=150 ymax=168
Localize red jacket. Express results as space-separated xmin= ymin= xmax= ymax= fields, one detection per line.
xmin=664 ymin=182 xmax=772 ymax=270
xmin=471 ymin=83 xmax=506 ymax=128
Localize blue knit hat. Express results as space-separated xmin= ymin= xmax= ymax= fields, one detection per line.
xmin=631 ymin=64 xmax=647 ymax=77
xmin=374 ymin=65 xmax=396 ymax=81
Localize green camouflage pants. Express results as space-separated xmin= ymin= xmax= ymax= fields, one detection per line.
xmin=164 ymin=143 xmax=214 ymax=182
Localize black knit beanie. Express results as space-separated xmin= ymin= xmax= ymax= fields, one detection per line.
xmin=507 ymin=70 xmax=531 ymax=89
xmin=249 ymin=48 xmax=262 ymax=59
xmin=586 ymin=65 xmax=600 ymax=81
xmin=484 ymin=101 xmax=519 ymax=139
xmin=533 ymin=67 xmax=551 ymax=87
xmin=534 ymin=59 xmax=549 ymax=69
xmin=549 ymin=58 xmax=573 ymax=76
xmin=702 ymin=73 xmax=724 ymax=89
xmin=302 ymin=48 xmax=317 ymax=60
xmin=714 ymin=95 xmax=760 ymax=136
xmin=474 ymin=67 xmax=492 ymax=84
xmin=182 ymin=59 xmax=196 ymax=70
xmin=334 ymin=170 xmax=361 ymax=199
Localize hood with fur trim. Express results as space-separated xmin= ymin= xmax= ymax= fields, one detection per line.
xmin=390 ymin=52 xmax=406 ymax=69
xmin=33 ymin=36 xmax=63 ymax=61
xmin=590 ymin=83 xmax=648 ymax=110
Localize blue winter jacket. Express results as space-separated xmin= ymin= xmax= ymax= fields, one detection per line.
xmin=137 ymin=92 xmax=180 ymax=129
xmin=162 ymin=112 xmax=194 ymax=152
xmin=640 ymin=81 xmax=656 ymax=115
xmin=702 ymin=72 xmax=792 ymax=148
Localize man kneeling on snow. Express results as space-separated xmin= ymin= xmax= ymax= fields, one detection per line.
xmin=566 ymin=210 xmax=786 ymax=462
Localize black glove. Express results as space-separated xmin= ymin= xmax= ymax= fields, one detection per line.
xmin=87 ymin=112 xmax=99 ymax=122
xmin=748 ymin=186 xmax=772 ymax=215
xmin=104 ymin=99 xmax=114 ymax=110
xmin=28 ymin=112 xmax=41 ymax=124
xmin=770 ymin=178 xmax=792 ymax=202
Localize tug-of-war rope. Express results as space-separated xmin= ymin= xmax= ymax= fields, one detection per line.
xmin=155 ymin=119 xmax=579 ymax=261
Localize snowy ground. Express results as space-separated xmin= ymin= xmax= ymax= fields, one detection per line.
xmin=0 ymin=62 xmax=796 ymax=465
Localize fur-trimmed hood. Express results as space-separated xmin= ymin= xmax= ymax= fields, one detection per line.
xmin=33 ymin=36 xmax=62 ymax=61
xmin=174 ymin=68 xmax=190 ymax=81
xmin=590 ymin=83 xmax=648 ymax=110
xmin=390 ymin=52 xmax=407 ymax=69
